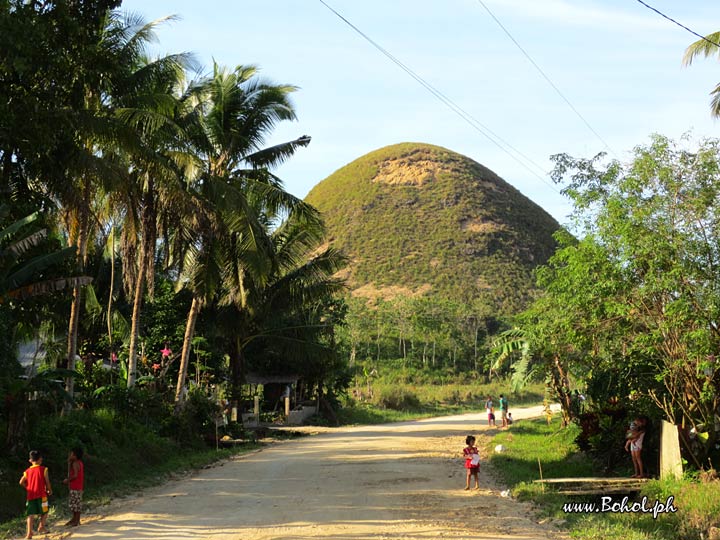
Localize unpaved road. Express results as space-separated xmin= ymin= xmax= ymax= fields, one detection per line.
xmin=58 ymin=405 xmax=565 ymax=540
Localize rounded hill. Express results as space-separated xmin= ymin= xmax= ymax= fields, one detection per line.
xmin=305 ymin=143 xmax=560 ymax=313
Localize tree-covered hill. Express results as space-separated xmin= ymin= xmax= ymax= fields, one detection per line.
xmin=306 ymin=142 xmax=560 ymax=314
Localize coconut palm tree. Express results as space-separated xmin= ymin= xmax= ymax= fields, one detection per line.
xmin=37 ymin=10 xmax=196 ymax=397
xmin=97 ymin=13 xmax=198 ymax=388
xmin=219 ymin=205 xmax=347 ymax=401
xmin=172 ymin=64 xmax=317 ymax=407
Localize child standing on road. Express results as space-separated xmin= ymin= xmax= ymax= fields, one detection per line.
xmin=19 ymin=450 xmax=52 ymax=539
xmin=63 ymin=447 xmax=84 ymax=526
xmin=499 ymin=394 xmax=509 ymax=428
xmin=462 ymin=435 xmax=480 ymax=490
xmin=485 ymin=396 xmax=495 ymax=427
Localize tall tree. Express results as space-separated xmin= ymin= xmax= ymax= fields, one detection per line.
xmin=173 ymin=64 xmax=316 ymax=407
xmin=221 ymin=208 xmax=347 ymax=401
xmin=85 ymin=11 xmax=197 ymax=388
xmin=547 ymin=135 xmax=720 ymax=466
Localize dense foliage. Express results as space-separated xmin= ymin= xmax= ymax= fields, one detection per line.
xmin=0 ymin=0 xmax=346 ymax=464
xmin=511 ymin=134 xmax=720 ymax=470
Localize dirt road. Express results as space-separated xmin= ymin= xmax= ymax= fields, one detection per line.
xmin=61 ymin=405 xmax=565 ymax=540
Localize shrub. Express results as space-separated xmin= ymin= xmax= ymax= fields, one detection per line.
xmin=374 ymin=387 xmax=421 ymax=411
xmin=165 ymin=389 xmax=220 ymax=445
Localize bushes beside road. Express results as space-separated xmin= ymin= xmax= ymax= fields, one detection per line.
xmin=488 ymin=417 xmax=720 ymax=540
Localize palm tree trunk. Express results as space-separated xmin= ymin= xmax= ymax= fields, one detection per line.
xmin=127 ymin=186 xmax=156 ymax=388
xmin=126 ymin=259 xmax=146 ymax=388
xmin=474 ymin=325 xmax=479 ymax=372
xmin=65 ymin=179 xmax=91 ymax=403
xmin=107 ymin=228 xmax=115 ymax=351
xmin=175 ymin=296 xmax=202 ymax=409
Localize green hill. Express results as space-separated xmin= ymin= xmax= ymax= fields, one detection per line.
xmin=305 ymin=143 xmax=560 ymax=313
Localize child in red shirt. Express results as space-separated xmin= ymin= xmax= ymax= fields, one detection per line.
xmin=63 ymin=447 xmax=84 ymax=526
xmin=19 ymin=450 xmax=52 ymax=539
xmin=462 ymin=435 xmax=480 ymax=490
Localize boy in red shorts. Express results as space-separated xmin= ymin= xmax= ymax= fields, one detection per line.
xmin=19 ymin=450 xmax=52 ymax=539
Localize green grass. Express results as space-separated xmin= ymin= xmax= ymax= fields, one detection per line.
xmin=486 ymin=416 xmax=720 ymax=540
xmin=0 ymin=409 xmax=259 ymax=540
xmin=487 ymin=415 xmax=595 ymax=512
xmin=335 ymin=380 xmax=545 ymax=425
xmin=305 ymin=142 xmax=560 ymax=313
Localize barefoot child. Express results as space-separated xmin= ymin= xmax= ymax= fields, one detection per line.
xmin=462 ymin=435 xmax=480 ymax=490
xmin=63 ymin=447 xmax=84 ymax=526
xmin=624 ymin=417 xmax=646 ymax=478
xmin=19 ymin=450 xmax=52 ymax=539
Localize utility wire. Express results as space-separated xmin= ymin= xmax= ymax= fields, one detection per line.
xmin=476 ymin=0 xmax=616 ymax=157
xmin=317 ymin=0 xmax=561 ymax=193
xmin=634 ymin=0 xmax=720 ymax=49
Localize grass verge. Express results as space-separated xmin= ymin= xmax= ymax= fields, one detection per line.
xmin=0 ymin=410 xmax=259 ymax=540
xmin=487 ymin=416 xmax=720 ymax=540
xmin=336 ymin=380 xmax=545 ymax=425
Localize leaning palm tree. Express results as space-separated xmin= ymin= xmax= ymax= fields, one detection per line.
xmin=102 ymin=13 xmax=197 ymax=388
xmin=172 ymin=64 xmax=317 ymax=407
xmin=683 ymin=32 xmax=720 ymax=117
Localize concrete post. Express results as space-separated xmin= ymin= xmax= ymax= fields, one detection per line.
xmin=660 ymin=420 xmax=683 ymax=480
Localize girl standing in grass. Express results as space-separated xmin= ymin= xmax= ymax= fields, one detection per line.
xmin=462 ymin=435 xmax=480 ymax=490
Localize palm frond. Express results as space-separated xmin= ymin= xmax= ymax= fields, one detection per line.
xmin=491 ymin=328 xmax=530 ymax=371
xmin=243 ymin=135 xmax=311 ymax=168
xmin=682 ymin=32 xmax=720 ymax=66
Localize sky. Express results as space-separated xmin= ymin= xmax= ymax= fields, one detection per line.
xmin=121 ymin=0 xmax=720 ymax=225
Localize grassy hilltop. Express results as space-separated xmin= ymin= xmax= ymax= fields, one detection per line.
xmin=306 ymin=142 xmax=560 ymax=313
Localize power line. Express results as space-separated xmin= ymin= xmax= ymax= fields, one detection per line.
xmin=476 ymin=0 xmax=616 ymax=157
xmin=316 ymin=0 xmax=561 ymax=194
xmin=634 ymin=0 xmax=720 ymax=49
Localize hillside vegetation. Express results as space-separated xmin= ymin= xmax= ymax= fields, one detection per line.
xmin=306 ymin=142 xmax=560 ymax=314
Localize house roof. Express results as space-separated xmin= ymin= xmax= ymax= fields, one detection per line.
xmin=245 ymin=373 xmax=299 ymax=385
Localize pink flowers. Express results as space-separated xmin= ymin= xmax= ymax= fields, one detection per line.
xmin=160 ymin=346 xmax=172 ymax=358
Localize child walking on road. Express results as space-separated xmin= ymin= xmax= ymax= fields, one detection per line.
xmin=462 ymin=435 xmax=480 ymax=490
xmin=19 ymin=450 xmax=52 ymax=539
xmin=63 ymin=447 xmax=84 ymax=526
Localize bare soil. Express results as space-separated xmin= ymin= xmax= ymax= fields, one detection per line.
xmin=51 ymin=405 xmax=567 ymax=540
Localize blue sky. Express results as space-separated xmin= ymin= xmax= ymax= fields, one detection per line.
xmin=122 ymin=0 xmax=720 ymax=224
